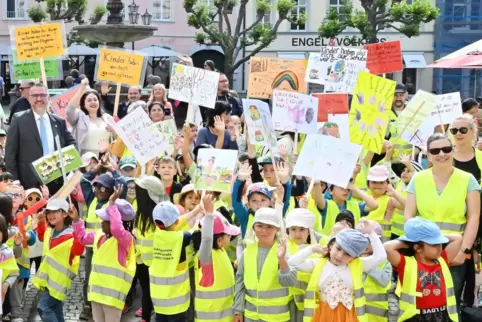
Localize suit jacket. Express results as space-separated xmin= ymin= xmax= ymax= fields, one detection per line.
xmin=101 ymin=95 xmax=128 ymax=119
xmin=5 ymin=109 xmax=77 ymax=190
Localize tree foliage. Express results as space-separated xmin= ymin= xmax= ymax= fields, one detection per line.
xmin=183 ymin=0 xmax=306 ymax=82
xmin=318 ymin=0 xmax=439 ymax=43
xmin=27 ymin=0 xmax=93 ymax=24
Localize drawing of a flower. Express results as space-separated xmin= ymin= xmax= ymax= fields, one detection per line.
xmin=368 ymin=124 xmax=376 ymax=136
xmin=369 ymin=96 xmax=376 ymax=105
xmin=375 ymin=117 xmax=385 ymax=128
xmin=359 ymin=122 xmax=366 ymax=132
xmin=356 ymin=93 xmax=364 ymax=105
xmin=377 ymin=102 xmax=385 ymax=112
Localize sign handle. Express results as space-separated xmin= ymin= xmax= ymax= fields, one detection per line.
xmin=54 ymin=135 xmax=71 ymax=204
xmin=306 ymin=178 xmax=315 ymax=196
xmin=39 ymin=58 xmax=48 ymax=86
xmin=113 ymin=82 xmax=121 ymax=118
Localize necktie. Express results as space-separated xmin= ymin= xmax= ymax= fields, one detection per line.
xmin=39 ymin=116 xmax=49 ymax=156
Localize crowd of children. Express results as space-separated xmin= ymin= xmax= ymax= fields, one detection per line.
xmin=0 ymin=102 xmax=479 ymax=322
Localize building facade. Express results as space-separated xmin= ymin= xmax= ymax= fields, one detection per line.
xmin=0 ymin=0 xmax=435 ymax=94
xmin=433 ymin=0 xmax=482 ymax=99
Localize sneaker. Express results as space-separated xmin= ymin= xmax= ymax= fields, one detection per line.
xmin=122 ymin=303 xmax=132 ymax=314
xmin=135 ymin=307 xmax=142 ymax=317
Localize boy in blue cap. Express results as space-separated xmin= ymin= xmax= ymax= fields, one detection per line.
xmin=384 ymin=218 xmax=462 ymax=322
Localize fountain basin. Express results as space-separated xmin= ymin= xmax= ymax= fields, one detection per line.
xmin=73 ymin=24 xmax=157 ymax=44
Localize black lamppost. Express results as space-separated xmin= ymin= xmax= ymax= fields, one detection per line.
xmin=128 ymin=0 xmax=152 ymax=50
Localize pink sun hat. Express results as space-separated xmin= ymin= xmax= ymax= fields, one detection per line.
xmin=201 ymin=212 xmax=240 ymax=236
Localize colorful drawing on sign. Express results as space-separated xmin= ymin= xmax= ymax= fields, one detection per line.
xmin=318 ymin=114 xmax=350 ymax=142
xmin=146 ymin=119 xmax=178 ymax=156
xmin=193 ymin=149 xmax=238 ymax=193
xmin=168 ymin=64 xmax=220 ymax=109
xmin=11 ymin=22 xmax=66 ymax=61
xmin=364 ymin=41 xmax=403 ymax=75
xmin=31 ymin=145 xmax=82 ymax=184
xmin=10 ymin=49 xmax=61 ymax=83
xmin=305 ymin=53 xmax=324 ymax=85
xmin=272 ymin=90 xmax=318 ymax=134
xmin=50 ymin=85 xmax=82 ymax=129
xmin=349 ymin=71 xmax=396 ymax=153
xmin=293 ymin=134 xmax=362 ymax=188
xmin=113 ymin=108 xmax=157 ymax=165
xmin=242 ymin=99 xmax=277 ymax=150
xmin=394 ymin=90 xmax=438 ymax=145
xmin=312 ymin=93 xmax=349 ymax=122
xmin=248 ymin=57 xmax=307 ymax=99
xmin=95 ymin=47 xmax=146 ymax=86
xmin=323 ymin=49 xmax=367 ymax=94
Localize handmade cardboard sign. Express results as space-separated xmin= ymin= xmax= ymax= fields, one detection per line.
xmin=11 ymin=23 xmax=66 ymax=61
xmin=31 ymin=145 xmax=82 ymax=184
xmin=95 ymin=47 xmax=146 ymax=85
xmin=364 ymin=41 xmax=403 ymax=74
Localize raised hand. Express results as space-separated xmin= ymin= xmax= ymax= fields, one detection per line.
xmin=98 ymin=137 xmax=110 ymax=153
xmin=276 ymin=162 xmax=290 ymax=184
xmin=202 ymin=194 xmax=214 ymax=214
xmin=109 ymin=184 xmax=123 ymax=205
xmin=237 ymin=163 xmax=252 ymax=181
xmin=100 ymin=81 xmax=111 ymax=96
xmin=68 ymin=204 xmax=80 ymax=221
xmin=213 ymin=116 xmax=225 ymax=135
xmin=277 ymin=237 xmax=287 ymax=259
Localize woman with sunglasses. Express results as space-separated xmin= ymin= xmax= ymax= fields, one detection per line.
xmin=450 ymin=114 xmax=482 ymax=307
xmin=404 ymin=132 xmax=481 ymax=311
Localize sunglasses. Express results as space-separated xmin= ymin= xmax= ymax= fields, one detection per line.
xmin=449 ymin=127 xmax=469 ymax=135
xmin=28 ymin=196 xmax=41 ymax=202
xmin=428 ymin=146 xmax=453 ymax=155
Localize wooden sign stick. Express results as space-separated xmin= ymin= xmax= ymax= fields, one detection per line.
xmin=39 ymin=58 xmax=48 ymax=86
xmin=396 ymin=102 xmax=426 ymax=154
xmin=113 ymin=82 xmax=121 ymax=118
xmin=306 ymin=178 xmax=316 ymax=196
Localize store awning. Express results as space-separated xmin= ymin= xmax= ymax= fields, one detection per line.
xmin=403 ymin=52 xmax=427 ymax=68
xmin=67 ymin=44 xmax=99 ymax=56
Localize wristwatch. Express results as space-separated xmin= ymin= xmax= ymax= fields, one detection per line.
xmin=461 ymin=247 xmax=471 ymax=255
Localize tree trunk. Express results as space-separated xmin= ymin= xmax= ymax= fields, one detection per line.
xmin=224 ymin=58 xmax=234 ymax=86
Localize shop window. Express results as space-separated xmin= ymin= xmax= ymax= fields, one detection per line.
xmin=291 ymin=0 xmax=306 ymax=31
xmin=402 ymin=68 xmax=417 ymax=95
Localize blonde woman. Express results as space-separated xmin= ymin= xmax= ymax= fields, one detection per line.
xmin=148 ymin=83 xmax=172 ymax=115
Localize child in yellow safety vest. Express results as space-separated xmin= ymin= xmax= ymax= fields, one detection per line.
xmin=71 ymin=184 xmax=136 ymax=322
xmin=384 ymin=218 xmax=463 ymax=322
xmin=0 ymin=214 xmax=20 ymax=318
xmin=149 ymin=201 xmax=193 ymax=321
xmin=33 ymin=199 xmax=86 ymax=322
xmin=192 ymin=194 xmax=240 ymax=322
xmin=285 ymin=208 xmax=322 ymax=322
xmin=363 ymin=165 xmax=406 ymax=242
xmin=233 ymin=207 xmax=297 ymax=322
xmin=289 ymin=220 xmax=387 ymax=322
xmin=357 ymin=220 xmax=392 ymax=322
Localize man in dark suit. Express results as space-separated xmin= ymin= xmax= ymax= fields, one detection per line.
xmin=5 ymin=83 xmax=76 ymax=194
xmin=101 ymin=84 xmax=142 ymax=119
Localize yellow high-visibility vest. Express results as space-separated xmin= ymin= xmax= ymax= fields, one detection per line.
xmin=244 ymin=243 xmax=291 ymax=321
xmin=287 ymin=240 xmax=316 ymax=311
xmin=85 ymin=198 xmax=108 ymax=238
xmin=391 ymin=182 xmax=407 ymax=237
xmin=88 ymin=231 xmax=136 ymax=310
xmin=133 ymin=224 xmax=155 ymax=267
xmin=33 ymin=228 xmax=80 ymax=301
xmin=365 ymin=194 xmax=392 ymax=242
xmin=149 ymin=229 xmax=190 ymax=315
xmin=303 ymin=257 xmax=366 ymax=322
xmin=323 ymin=199 xmax=361 ymax=236
xmin=194 ymin=248 xmax=234 ymax=321
xmin=0 ymin=247 xmax=19 ymax=283
xmin=7 ymin=216 xmax=32 ymax=269
xmin=398 ymin=256 xmax=458 ymax=322
xmin=414 ymin=168 xmax=469 ymax=235
xmin=364 ymin=260 xmax=391 ymax=322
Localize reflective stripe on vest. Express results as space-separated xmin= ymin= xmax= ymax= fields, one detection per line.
xmin=44 ymin=256 xmax=76 ymax=279
xmin=36 ymin=272 xmax=69 ymax=295
xmin=136 ymin=239 xmax=153 ymax=247
xmin=195 ymin=308 xmax=232 ymax=320
xmin=90 ymin=285 xmax=126 ymax=301
xmin=196 ymin=287 xmax=232 ymax=299
xmin=246 ymin=288 xmax=289 ymax=298
xmin=134 ymin=226 xmax=155 ymax=266
xmin=245 ymin=302 xmax=289 ymax=315
xmin=149 ymin=229 xmax=190 ymax=315
xmin=414 ymin=168 xmax=469 ymax=235
xmin=92 ymin=264 xmax=134 ymax=284
xmin=365 ymin=293 xmax=388 ymax=302
xmin=287 ymin=240 xmax=315 ymax=311
xmin=365 ymin=305 xmax=388 ymax=317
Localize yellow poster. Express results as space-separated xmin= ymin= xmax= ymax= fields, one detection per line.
xmin=248 ymin=57 xmax=307 ymax=99
xmin=349 ymin=71 xmax=396 ymax=153
xmin=96 ymin=48 xmax=145 ymax=85
xmin=13 ymin=23 xmax=65 ymax=61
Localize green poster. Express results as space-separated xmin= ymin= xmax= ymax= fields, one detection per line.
xmin=11 ymin=49 xmax=59 ymax=81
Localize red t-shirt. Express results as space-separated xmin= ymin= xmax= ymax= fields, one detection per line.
xmin=396 ymin=251 xmax=449 ymax=309
xmin=165 ymin=186 xmax=172 ymax=196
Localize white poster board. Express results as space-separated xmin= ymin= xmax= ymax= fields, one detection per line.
xmin=324 ymin=49 xmax=367 ymax=94
xmin=317 ymin=114 xmax=350 ymax=142
xmin=434 ymin=92 xmax=463 ymax=125
xmin=317 ymin=47 xmax=367 ymax=87
xmin=305 ymin=53 xmax=324 ymax=85
xmin=146 ymin=118 xmax=178 ymax=156
xmin=242 ymin=99 xmax=277 ymax=149
xmin=293 ymin=134 xmax=362 ymax=188
xmin=168 ymin=63 xmax=220 ymax=109
xmin=272 ymin=90 xmax=318 ymax=134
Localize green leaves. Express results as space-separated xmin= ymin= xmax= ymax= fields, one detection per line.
xmin=318 ymin=0 xmax=439 ymax=43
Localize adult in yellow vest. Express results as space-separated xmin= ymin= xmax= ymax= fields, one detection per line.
xmin=131 ymin=176 xmax=170 ymax=321
xmin=288 ymin=225 xmax=387 ymax=322
xmin=384 ymin=218 xmax=462 ymax=321
xmin=149 ymin=201 xmax=192 ymax=321
xmin=311 ymin=180 xmax=378 ymax=236
xmin=194 ymin=196 xmax=240 ymax=322
xmin=286 ymin=208 xmax=321 ymax=322
xmin=404 ymin=133 xmax=480 ymax=309
xmin=450 ymin=115 xmax=482 ymax=306
xmin=233 ymin=208 xmax=294 ymax=322
xmin=33 ymin=199 xmax=84 ymax=322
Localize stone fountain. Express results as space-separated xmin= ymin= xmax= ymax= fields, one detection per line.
xmin=73 ymin=0 xmax=157 ymax=48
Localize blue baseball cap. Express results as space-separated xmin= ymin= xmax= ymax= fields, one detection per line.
xmin=247 ymin=182 xmax=274 ymax=200
xmin=93 ymin=173 xmax=115 ymax=190
xmin=399 ymin=218 xmax=449 ymax=245
xmin=153 ymin=201 xmax=180 ymax=227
